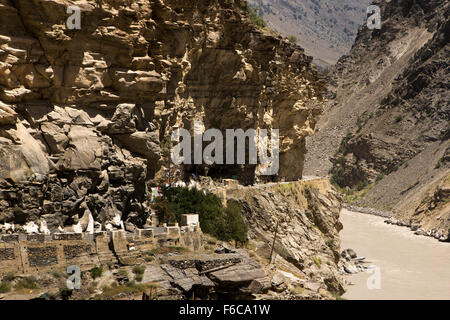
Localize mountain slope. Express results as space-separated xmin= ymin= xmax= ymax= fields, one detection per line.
xmin=305 ymin=0 xmax=449 ymax=240
xmin=246 ymin=0 xmax=372 ymax=68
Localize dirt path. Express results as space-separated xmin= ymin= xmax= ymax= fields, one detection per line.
xmin=340 ymin=209 xmax=450 ymax=300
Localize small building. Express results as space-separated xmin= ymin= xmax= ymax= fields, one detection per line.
xmin=181 ymin=214 xmax=199 ymax=227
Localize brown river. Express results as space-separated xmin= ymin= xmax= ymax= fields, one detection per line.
xmin=340 ymin=209 xmax=450 ymax=300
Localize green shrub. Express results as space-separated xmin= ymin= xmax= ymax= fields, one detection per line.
xmin=329 ymin=171 xmax=342 ymax=188
xmin=4 ymin=273 xmax=15 ymax=282
xmin=287 ymin=35 xmax=298 ymax=43
xmin=205 ymin=236 xmax=218 ymax=245
xmin=126 ymin=280 xmax=138 ymax=288
xmin=117 ymin=269 xmax=128 ymax=278
xmin=90 ymin=266 xmax=103 ymax=279
xmin=246 ymin=6 xmax=267 ymax=29
xmin=375 ymin=174 xmax=384 ymax=183
xmin=135 ymin=274 xmax=143 ymax=282
xmin=312 ymin=256 xmax=322 ymax=268
xmin=331 ymin=292 xmax=346 ymax=300
xmin=435 ymin=156 xmax=445 ymax=169
xmin=336 ymin=156 xmax=346 ymax=166
xmin=329 ymin=163 xmax=347 ymax=189
xmin=393 ymin=97 xmax=401 ymax=106
xmin=338 ymin=132 xmax=352 ymax=153
xmin=132 ymin=265 xmax=146 ymax=275
xmin=15 ymin=276 xmax=37 ymax=290
xmin=356 ymin=180 xmax=369 ymax=191
xmin=0 ymin=282 xmax=11 ymax=293
xmin=144 ymin=249 xmax=158 ymax=257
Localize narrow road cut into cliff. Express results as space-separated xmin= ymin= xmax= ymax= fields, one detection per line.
xmin=340 ymin=209 xmax=450 ymax=300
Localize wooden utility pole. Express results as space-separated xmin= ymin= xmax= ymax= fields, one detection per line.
xmin=168 ymin=157 xmax=172 ymax=187
xmin=269 ymin=219 xmax=280 ymax=264
xmin=162 ymin=136 xmax=172 ymax=186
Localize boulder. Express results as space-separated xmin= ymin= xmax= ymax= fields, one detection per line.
xmin=161 ymin=264 xmax=214 ymax=292
xmin=341 ymin=248 xmax=357 ymax=260
xmin=0 ymin=102 xmax=17 ymax=125
xmin=116 ymin=131 xmax=160 ymax=165
xmin=343 ymin=262 xmax=358 ymax=274
xmin=208 ymin=262 xmax=266 ymax=285
xmin=40 ymin=122 xmax=68 ymax=154
xmin=247 ymin=277 xmax=271 ymax=294
xmin=271 ymin=269 xmax=304 ymax=290
xmin=60 ymin=126 xmax=103 ymax=170
xmin=302 ymin=280 xmax=322 ymax=293
xmin=105 ymin=103 xmax=146 ymax=134
xmin=78 ymin=203 xmax=94 ymax=233
xmin=214 ymin=243 xmax=236 ymax=254
xmin=0 ymin=123 xmax=50 ymax=182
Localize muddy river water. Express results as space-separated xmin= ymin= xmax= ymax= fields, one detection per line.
xmin=340 ymin=209 xmax=450 ymax=300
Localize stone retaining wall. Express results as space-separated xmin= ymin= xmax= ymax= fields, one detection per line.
xmin=0 ymin=225 xmax=202 ymax=276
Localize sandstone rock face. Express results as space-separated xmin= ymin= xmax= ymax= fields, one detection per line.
xmin=0 ymin=0 xmax=324 ymax=231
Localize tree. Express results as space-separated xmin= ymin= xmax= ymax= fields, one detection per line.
xmin=152 ymin=198 xmax=176 ymax=225
xmin=159 ymin=187 xmax=248 ymax=243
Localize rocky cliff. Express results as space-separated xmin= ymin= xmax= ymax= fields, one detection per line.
xmin=226 ymin=178 xmax=345 ymax=298
xmin=304 ymin=0 xmax=449 ymax=240
xmin=0 ymin=0 xmax=325 ymax=233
